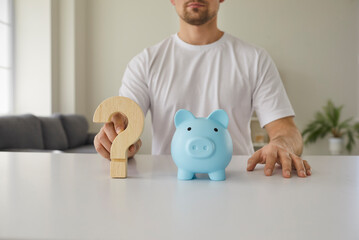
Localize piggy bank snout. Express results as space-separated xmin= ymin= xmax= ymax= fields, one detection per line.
xmin=186 ymin=137 xmax=215 ymax=158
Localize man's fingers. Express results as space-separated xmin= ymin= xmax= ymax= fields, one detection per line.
xmin=264 ymin=153 xmax=277 ymax=176
xmin=247 ymin=150 xmax=261 ymax=171
xmin=94 ymin=135 xmax=110 ymax=160
xmin=303 ymin=159 xmax=312 ymax=176
xmin=279 ymin=151 xmax=292 ymax=178
xmin=128 ymin=139 xmax=142 ymax=158
xmin=129 ymin=139 xmax=142 ymax=154
xmin=97 ymin=144 xmax=110 ymax=160
xmin=111 ymin=112 xmax=128 ymax=134
xmin=103 ymin=122 xmax=117 ymax=142
xmin=290 ymin=153 xmax=307 ymax=177
xmin=97 ymin=131 xmax=112 ymax=153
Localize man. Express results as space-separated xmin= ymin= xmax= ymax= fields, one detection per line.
xmin=94 ymin=0 xmax=312 ymax=178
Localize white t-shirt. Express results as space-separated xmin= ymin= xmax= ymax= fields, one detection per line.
xmin=119 ymin=32 xmax=295 ymax=155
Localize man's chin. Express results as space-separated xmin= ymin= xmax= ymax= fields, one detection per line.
xmin=182 ymin=14 xmax=208 ymax=25
xmin=184 ymin=20 xmax=207 ymax=26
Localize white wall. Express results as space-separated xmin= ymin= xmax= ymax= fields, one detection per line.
xmin=14 ymin=0 xmax=359 ymax=155
xmin=14 ymin=0 xmax=87 ymax=116
xmin=54 ymin=0 xmax=87 ymax=115
xmin=14 ymin=0 xmax=52 ymax=116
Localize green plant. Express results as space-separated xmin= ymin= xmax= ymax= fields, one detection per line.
xmin=302 ymin=100 xmax=358 ymax=153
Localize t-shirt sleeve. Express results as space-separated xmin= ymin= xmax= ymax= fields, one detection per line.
xmin=252 ymin=49 xmax=295 ymax=128
xmin=119 ymin=52 xmax=150 ymax=116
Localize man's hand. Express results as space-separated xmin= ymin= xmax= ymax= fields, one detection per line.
xmin=94 ymin=112 xmax=142 ymax=160
xmin=247 ymin=116 xmax=311 ymax=178
xmin=247 ymin=142 xmax=312 ymax=178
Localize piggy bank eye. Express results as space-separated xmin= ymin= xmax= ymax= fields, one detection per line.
xmin=187 ymin=127 xmax=192 ymax=131
xmin=214 ymin=128 xmax=218 ymax=132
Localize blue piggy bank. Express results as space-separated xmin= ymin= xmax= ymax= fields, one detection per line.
xmin=171 ymin=109 xmax=233 ymax=181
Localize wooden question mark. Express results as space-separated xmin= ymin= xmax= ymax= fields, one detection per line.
xmin=93 ymin=96 xmax=144 ymax=178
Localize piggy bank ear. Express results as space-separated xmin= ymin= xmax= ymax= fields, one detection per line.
xmin=207 ymin=109 xmax=229 ymax=128
xmin=174 ymin=109 xmax=196 ymax=128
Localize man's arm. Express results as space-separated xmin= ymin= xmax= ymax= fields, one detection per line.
xmin=247 ymin=116 xmax=312 ymax=178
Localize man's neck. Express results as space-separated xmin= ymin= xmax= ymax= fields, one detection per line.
xmin=177 ymin=16 xmax=224 ymax=45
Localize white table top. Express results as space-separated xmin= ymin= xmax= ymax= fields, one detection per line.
xmin=0 ymin=152 xmax=358 ymax=240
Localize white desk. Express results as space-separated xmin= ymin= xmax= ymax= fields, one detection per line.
xmin=0 ymin=152 xmax=358 ymax=240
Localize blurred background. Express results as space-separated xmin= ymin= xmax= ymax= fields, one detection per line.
xmin=1 ymin=0 xmax=358 ymax=155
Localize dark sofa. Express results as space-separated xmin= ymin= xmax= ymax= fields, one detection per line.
xmin=0 ymin=114 xmax=97 ymax=153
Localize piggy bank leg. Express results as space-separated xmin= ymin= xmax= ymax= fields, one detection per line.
xmin=208 ymin=169 xmax=226 ymax=181
xmin=178 ymin=169 xmax=195 ymax=180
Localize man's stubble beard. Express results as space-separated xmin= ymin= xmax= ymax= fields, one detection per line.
xmin=181 ymin=2 xmax=217 ymax=26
